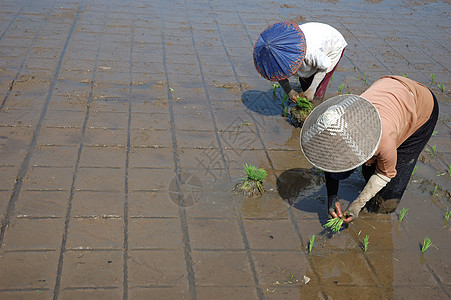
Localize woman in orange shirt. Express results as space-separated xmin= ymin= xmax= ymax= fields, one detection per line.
xmin=300 ymin=76 xmax=439 ymax=222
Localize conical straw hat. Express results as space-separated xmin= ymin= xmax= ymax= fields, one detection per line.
xmin=300 ymin=94 xmax=382 ymax=172
xmin=253 ymin=21 xmax=306 ymax=81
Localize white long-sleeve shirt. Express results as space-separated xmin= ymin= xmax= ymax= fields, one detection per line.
xmin=297 ymin=22 xmax=347 ymax=78
xmin=294 ymin=23 xmax=347 ymax=99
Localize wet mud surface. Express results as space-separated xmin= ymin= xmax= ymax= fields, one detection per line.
xmin=0 ymin=0 xmax=450 ymax=299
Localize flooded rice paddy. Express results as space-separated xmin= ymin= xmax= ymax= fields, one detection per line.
xmin=0 ymin=0 xmax=449 ymax=299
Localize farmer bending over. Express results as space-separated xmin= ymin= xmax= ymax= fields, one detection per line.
xmin=300 ymin=76 xmax=438 ymax=222
xmin=253 ymin=22 xmax=347 ymax=103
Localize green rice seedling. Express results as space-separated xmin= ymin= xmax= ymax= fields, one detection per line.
xmin=338 ymin=83 xmax=344 ymax=93
xmin=283 ymin=105 xmax=289 ymax=117
xmin=444 ymin=207 xmax=450 ymax=222
xmin=426 ymin=145 xmax=437 ymax=156
xmin=421 ymin=236 xmax=437 ymax=253
xmin=241 ymin=164 xmax=267 ymax=194
xmin=308 ymin=235 xmax=315 ymax=253
xmin=330 ymin=74 xmax=334 ymax=82
xmin=433 ymin=185 xmax=438 ymax=196
xmin=363 ymin=235 xmax=369 ymax=252
xmin=401 ymin=74 xmax=408 ymax=77
xmin=437 ymin=83 xmax=445 ymax=92
xmin=430 ymin=73 xmax=435 ymax=84
xmin=432 ymin=130 xmax=438 ymax=136
xmin=272 ymin=83 xmax=279 ymax=94
xmin=363 ymin=72 xmax=368 ymax=83
xmin=324 ymin=217 xmax=344 ymax=233
xmin=282 ymin=94 xmax=288 ymax=105
xmin=295 ymin=95 xmax=313 ymax=112
xmin=412 ymin=165 xmax=418 ymax=175
xmin=169 ymin=87 xmax=174 ymax=92
xmin=243 ymin=163 xmax=266 ymax=182
xmin=290 ymin=95 xmax=313 ymax=124
xmin=436 ymin=165 xmax=450 ymax=176
xmin=398 ymin=208 xmax=408 ymax=221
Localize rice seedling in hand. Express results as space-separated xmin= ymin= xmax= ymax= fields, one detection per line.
xmin=363 ymin=235 xmax=369 ymax=252
xmin=338 ymin=83 xmax=344 ymax=93
xmin=437 ymin=83 xmax=445 ymax=92
xmin=308 ymin=235 xmax=315 ymax=253
xmin=295 ymin=95 xmax=313 ymax=112
xmin=324 ymin=217 xmax=344 ymax=233
xmin=421 ymin=236 xmax=437 ymax=253
xmin=398 ymin=208 xmax=409 ymax=221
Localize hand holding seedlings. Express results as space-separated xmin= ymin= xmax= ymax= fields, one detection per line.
xmin=329 ymin=201 xmax=353 ymax=224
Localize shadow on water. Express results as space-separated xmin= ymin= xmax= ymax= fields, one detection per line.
xmin=276 ymin=168 xmax=327 ymax=219
xmin=241 ymin=89 xmax=283 ymax=116
xmin=241 ymin=88 xmax=302 ymax=127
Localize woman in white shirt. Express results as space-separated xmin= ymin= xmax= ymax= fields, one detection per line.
xmin=254 ymin=22 xmax=347 ymax=103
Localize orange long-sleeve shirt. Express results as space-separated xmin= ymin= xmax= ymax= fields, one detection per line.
xmin=360 ymin=76 xmax=434 ymax=178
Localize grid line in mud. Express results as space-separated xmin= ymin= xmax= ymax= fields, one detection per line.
xmin=183 ymin=1 xmax=265 ymax=297
xmin=0 ymin=0 xmax=86 ymax=248
xmin=378 ymin=19 xmax=449 ymax=74
xmin=160 ymin=2 xmax=197 ymax=299
xmin=336 ymin=18 xmax=393 ymax=75
xmin=0 ymin=2 xmax=27 ymax=41
xmin=123 ymin=1 xmax=137 ymax=299
xmin=200 ymin=1 xmax=281 ymax=298
xmin=235 ymin=8 xmax=348 ymax=298
xmin=0 ymin=5 xmax=54 ymax=110
xmin=52 ymin=3 xmax=103 ymax=299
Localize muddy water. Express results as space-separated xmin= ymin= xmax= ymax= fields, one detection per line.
xmin=226 ymin=80 xmax=450 ymax=298
xmin=184 ymin=78 xmax=450 ymax=298
xmin=0 ymin=0 xmax=449 ymax=298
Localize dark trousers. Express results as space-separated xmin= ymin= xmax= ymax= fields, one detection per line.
xmin=325 ymin=90 xmax=439 ymax=213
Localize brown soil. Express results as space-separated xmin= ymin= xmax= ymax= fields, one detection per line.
xmin=213 ymin=82 xmax=251 ymax=92
xmin=289 ymin=106 xmax=310 ymax=127
xmin=233 ymin=180 xmax=266 ymax=197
